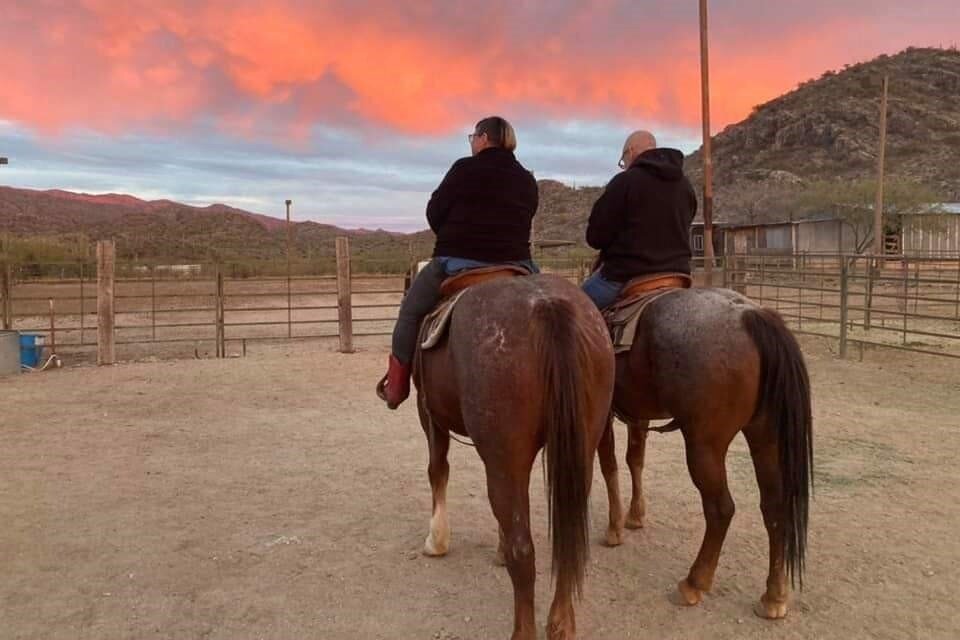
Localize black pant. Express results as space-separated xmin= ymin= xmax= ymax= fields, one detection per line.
xmin=391 ymin=259 xmax=446 ymax=365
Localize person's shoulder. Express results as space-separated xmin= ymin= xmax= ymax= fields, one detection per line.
xmin=449 ymin=155 xmax=474 ymax=170
xmin=605 ymin=169 xmax=635 ymax=189
xmin=512 ymin=157 xmax=536 ymax=178
xmin=441 ymin=156 xmax=476 ymax=180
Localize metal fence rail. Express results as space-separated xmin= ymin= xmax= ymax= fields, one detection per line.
xmin=2 ymin=249 xmax=958 ymax=362
xmin=725 ymin=253 xmax=960 ymax=359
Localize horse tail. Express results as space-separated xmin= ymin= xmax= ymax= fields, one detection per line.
xmin=742 ymin=307 xmax=814 ymax=589
xmin=532 ymin=297 xmax=591 ymax=599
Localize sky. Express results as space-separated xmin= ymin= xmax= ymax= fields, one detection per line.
xmin=1 ymin=1 xmax=958 ymax=231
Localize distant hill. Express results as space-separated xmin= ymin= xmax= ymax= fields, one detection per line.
xmin=0 ymin=186 xmax=433 ymax=268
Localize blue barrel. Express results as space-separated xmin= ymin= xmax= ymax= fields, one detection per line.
xmin=19 ymin=333 xmax=42 ymax=368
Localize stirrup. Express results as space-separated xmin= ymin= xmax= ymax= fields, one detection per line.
xmin=375 ymin=374 xmax=389 ymax=402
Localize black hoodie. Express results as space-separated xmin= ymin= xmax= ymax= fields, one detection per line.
xmin=586 ymin=148 xmax=697 ymax=282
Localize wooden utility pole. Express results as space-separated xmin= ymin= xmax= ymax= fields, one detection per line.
xmin=96 ymin=240 xmax=115 ymax=365
xmin=874 ymin=75 xmax=889 ymax=260
xmin=699 ymin=0 xmax=715 ymax=285
xmin=1 ymin=157 xmax=8 ymax=328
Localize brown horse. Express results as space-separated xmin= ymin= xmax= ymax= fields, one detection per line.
xmin=597 ymin=286 xmax=813 ymax=619
xmin=413 ymin=272 xmax=614 ymax=640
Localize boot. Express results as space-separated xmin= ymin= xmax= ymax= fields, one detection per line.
xmin=376 ymin=354 xmax=411 ymax=409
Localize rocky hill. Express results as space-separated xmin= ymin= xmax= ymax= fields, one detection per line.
xmin=686 ymin=46 xmax=960 ymax=222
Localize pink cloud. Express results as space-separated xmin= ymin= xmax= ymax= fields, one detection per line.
xmin=1 ymin=1 xmax=957 ymax=139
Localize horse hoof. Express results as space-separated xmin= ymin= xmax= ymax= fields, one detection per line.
xmin=422 ymin=533 xmax=448 ymax=557
xmin=546 ymin=618 xmax=576 ymax=640
xmin=754 ymin=597 xmax=788 ymax=620
xmin=624 ymin=514 xmax=645 ymax=530
xmin=677 ymin=579 xmax=704 ymax=606
xmin=603 ymin=528 xmax=623 ymax=547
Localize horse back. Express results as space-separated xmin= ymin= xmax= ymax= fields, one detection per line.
xmin=617 ymin=287 xmax=761 ymax=423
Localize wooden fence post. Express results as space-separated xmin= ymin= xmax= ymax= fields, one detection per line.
xmin=97 ymin=240 xmax=116 ymax=365
xmin=839 ymin=258 xmax=849 ymax=359
xmin=336 ymin=237 xmax=354 ymax=353
xmin=900 ymin=258 xmax=909 ymax=345
xmin=954 ymin=257 xmax=960 ymax=328
xmin=216 ymin=269 xmax=225 ymax=358
xmin=79 ymin=262 xmax=86 ymax=345
xmin=151 ymin=266 xmax=157 ymax=342
xmin=732 ymin=255 xmax=750 ymax=296
xmin=48 ymin=298 xmax=57 ymax=355
xmin=1 ymin=263 xmax=11 ymax=330
xmin=759 ymin=254 xmax=766 ymax=307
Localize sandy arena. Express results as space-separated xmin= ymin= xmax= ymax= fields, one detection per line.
xmin=1 ymin=336 xmax=959 ymax=639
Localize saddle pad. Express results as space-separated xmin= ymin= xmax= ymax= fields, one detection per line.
xmin=420 ymin=289 xmax=469 ymax=350
xmin=603 ymin=288 xmax=684 ymax=354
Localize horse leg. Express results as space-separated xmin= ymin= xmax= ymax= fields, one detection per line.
xmin=624 ymin=421 xmax=649 ymax=529
xmin=744 ymin=420 xmax=790 ymax=619
xmin=487 ymin=467 xmax=537 ymax=640
xmin=494 ymin=526 xmax=506 ymax=566
xmin=598 ymin=416 xmax=624 ymax=546
xmin=421 ymin=412 xmax=451 ymax=557
xmin=677 ymin=433 xmax=736 ymax=606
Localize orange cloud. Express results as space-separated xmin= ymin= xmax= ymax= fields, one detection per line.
xmin=1 ymin=1 xmax=957 ymax=138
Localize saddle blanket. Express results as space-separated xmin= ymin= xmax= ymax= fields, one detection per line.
xmin=419 ymin=289 xmax=468 ymax=350
xmin=603 ymin=288 xmax=685 ymax=354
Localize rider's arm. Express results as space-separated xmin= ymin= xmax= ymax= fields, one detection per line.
xmin=586 ymin=172 xmax=629 ymax=250
xmin=426 ymin=160 xmax=468 ymax=233
xmin=686 ymin=180 xmax=698 ymax=224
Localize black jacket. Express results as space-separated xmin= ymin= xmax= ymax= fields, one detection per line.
xmin=426 ymin=147 xmax=538 ymax=262
xmin=586 ymin=148 xmax=697 ymax=282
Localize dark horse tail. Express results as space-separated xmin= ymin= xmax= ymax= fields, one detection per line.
xmin=532 ymin=297 xmax=591 ymax=598
xmin=742 ymin=307 xmax=814 ymax=589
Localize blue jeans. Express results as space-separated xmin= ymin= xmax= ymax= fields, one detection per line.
xmin=581 ymin=271 xmax=623 ymax=310
xmin=391 ymin=257 xmax=539 ymax=364
xmin=437 ymin=256 xmax=540 ymax=276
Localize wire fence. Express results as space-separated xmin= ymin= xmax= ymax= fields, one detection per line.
xmin=721 ymin=253 xmax=960 ymax=359
xmin=2 ymin=250 xmax=959 ymax=363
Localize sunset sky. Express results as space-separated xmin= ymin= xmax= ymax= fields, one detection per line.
xmin=1 ymin=1 xmax=958 ymax=231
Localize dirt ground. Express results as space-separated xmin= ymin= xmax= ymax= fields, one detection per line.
xmin=2 ymin=336 xmax=959 ymax=639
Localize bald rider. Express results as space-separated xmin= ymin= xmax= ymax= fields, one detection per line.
xmin=581 ymin=130 xmax=698 ymax=309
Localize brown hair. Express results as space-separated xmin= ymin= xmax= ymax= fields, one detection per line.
xmin=475 ymin=116 xmax=517 ymax=151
